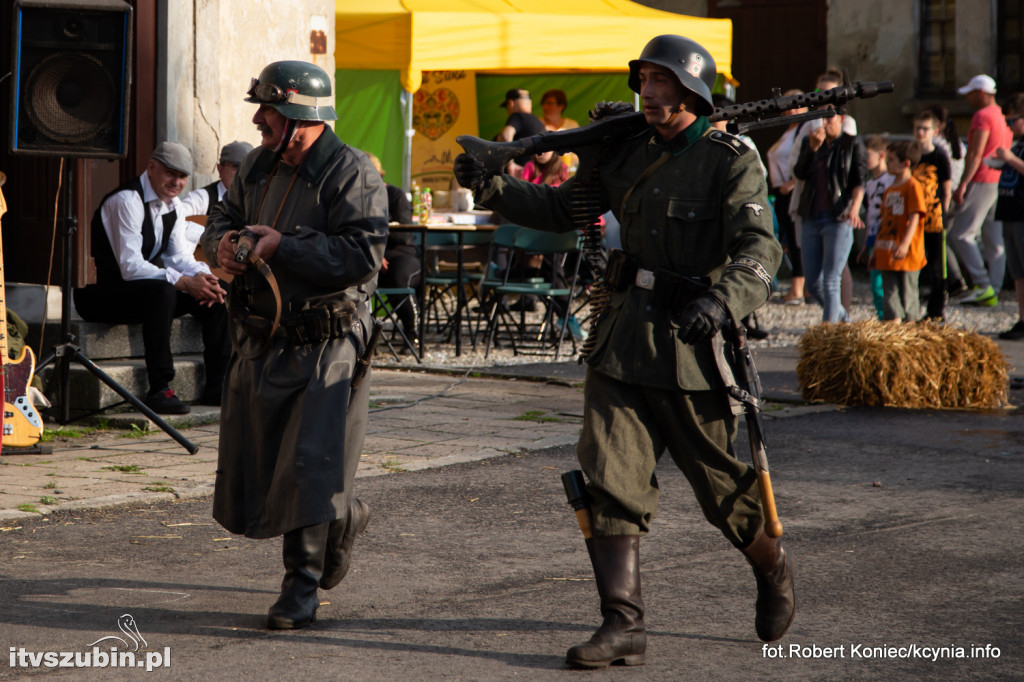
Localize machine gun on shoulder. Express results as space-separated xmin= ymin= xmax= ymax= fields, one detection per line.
xmin=456 ymin=80 xmax=894 ymax=179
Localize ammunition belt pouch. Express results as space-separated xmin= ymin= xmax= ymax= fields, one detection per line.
xmin=282 ymin=300 xmax=363 ymax=346
xmin=604 ymin=248 xmax=710 ymax=314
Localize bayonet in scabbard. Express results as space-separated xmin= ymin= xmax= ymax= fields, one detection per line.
xmin=351 ymin=320 xmax=383 ymax=396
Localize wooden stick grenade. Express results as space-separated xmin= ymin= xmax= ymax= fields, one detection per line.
xmin=561 ymin=470 xmax=593 ymax=539
xmin=731 ymin=326 xmax=784 ymax=538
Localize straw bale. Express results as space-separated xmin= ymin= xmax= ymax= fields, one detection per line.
xmin=796 ymin=320 xmax=1009 ymax=409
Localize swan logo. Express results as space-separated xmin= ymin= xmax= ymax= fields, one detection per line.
xmin=8 ymin=614 xmax=170 ymax=671
xmin=88 ymin=614 xmax=147 ymax=652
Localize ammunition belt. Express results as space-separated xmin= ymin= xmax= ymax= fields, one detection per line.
xmin=604 ymin=249 xmax=710 ymax=314
xmin=282 ymin=301 xmax=365 ymax=346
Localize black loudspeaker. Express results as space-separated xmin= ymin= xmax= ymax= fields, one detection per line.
xmin=9 ymin=0 xmax=133 ymax=159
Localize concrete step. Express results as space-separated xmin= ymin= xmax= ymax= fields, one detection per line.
xmin=37 ymin=354 xmax=210 ymax=414
xmin=30 ymin=318 xmax=205 ymax=361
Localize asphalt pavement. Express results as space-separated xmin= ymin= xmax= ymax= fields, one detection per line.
xmin=0 ymin=341 xmax=1022 ymax=679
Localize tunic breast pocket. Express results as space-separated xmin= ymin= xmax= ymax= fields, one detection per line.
xmin=667 ymin=197 xmax=717 ymax=269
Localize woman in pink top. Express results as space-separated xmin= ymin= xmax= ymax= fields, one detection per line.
xmin=522 ymin=150 xmax=570 ymax=187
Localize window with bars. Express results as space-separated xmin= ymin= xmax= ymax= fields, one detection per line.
xmin=920 ymin=0 xmax=957 ymax=94
xmin=999 ymin=0 xmax=1024 ymax=91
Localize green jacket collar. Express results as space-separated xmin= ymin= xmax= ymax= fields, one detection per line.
xmin=653 ymin=116 xmax=710 ymax=155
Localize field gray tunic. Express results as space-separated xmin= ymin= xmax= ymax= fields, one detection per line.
xmin=201 ymin=129 xmax=388 ymax=539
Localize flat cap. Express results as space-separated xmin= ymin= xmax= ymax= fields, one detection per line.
xmin=151 ymin=141 xmax=192 ymax=175
xmin=219 ymin=140 xmax=254 ymax=165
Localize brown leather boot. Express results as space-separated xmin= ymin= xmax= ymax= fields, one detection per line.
xmin=565 ymin=535 xmax=646 ymax=669
xmin=320 ymin=498 xmax=371 ymax=590
xmin=742 ymin=532 xmax=796 ymax=642
xmin=266 ymin=523 xmax=329 ymax=630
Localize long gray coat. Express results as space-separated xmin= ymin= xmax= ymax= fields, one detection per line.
xmin=201 ymin=129 xmax=388 ymax=539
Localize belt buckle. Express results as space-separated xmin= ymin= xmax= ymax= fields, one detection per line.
xmin=635 ymin=269 xmax=655 ymax=290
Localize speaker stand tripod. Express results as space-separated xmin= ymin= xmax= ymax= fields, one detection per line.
xmin=35 ymin=161 xmax=198 ymax=454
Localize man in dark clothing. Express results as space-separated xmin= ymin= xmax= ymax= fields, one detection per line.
xmin=369 ymin=153 xmax=420 ymax=343
xmin=181 ymin=141 xmax=254 ymax=218
xmin=455 ymin=35 xmax=793 ymax=668
xmin=202 ymin=61 xmax=387 ymax=630
xmin=498 ymin=88 xmax=546 ymax=172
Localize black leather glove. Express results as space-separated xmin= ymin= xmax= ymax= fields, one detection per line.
xmin=588 ymin=100 xmax=636 ymax=123
xmin=677 ymin=294 xmax=730 ymax=345
xmin=453 ymin=153 xmax=491 ymax=190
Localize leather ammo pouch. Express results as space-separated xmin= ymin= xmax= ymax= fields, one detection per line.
xmin=282 ymin=299 xmax=358 ymax=346
xmin=604 ymin=248 xmax=638 ymax=291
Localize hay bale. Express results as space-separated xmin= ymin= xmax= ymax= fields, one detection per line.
xmin=797 ymin=320 xmax=1009 ymax=409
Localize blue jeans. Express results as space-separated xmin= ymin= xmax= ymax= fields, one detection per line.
xmin=802 ymin=212 xmax=853 ymax=322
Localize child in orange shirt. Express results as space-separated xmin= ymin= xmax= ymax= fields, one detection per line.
xmin=873 ymin=140 xmax=927 ymax=321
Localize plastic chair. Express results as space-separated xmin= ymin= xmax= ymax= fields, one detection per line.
xmin=483 ymin=227 xmax=583 ymax=361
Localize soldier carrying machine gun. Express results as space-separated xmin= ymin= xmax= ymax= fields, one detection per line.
xmin=455 ymin=34 xmax=893 ymax=670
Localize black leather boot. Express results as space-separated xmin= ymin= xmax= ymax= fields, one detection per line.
xmin=742 ymin=532 xmax=796 ymax=642
xmin=266 ymin=523 xmax=329 ymax=630
xmin=320 ymin=498 xmax=372 ymax=590
xmin=565 ymin=535 xmax=646 ymax=669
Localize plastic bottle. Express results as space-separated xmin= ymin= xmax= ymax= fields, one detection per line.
xmin=411 ymin=181 xmax=421 ymax=224
xmin=420 ymin=187 xmax=432 ymax=225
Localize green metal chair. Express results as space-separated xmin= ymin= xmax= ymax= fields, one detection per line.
xmin=483 ymin=227 xmax=583 ymax=361
xmin=372 ymin=287 xmax=421 ymax=363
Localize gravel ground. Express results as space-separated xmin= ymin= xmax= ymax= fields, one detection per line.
xmin=382 ymin=273 xmax=1021 ymax=369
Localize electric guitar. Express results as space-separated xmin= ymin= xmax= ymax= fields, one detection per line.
xmin=0 ymin=171 xmax=43 ymax=448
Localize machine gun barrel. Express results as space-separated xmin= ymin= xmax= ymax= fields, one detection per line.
xmin=456 ymin=81 xmax=893 ymax=177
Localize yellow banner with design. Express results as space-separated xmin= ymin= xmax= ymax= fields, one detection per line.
xmin=412 ymin=70 xmax=478 ymax=198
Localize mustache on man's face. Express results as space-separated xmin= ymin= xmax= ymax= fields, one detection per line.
xmin=256 ymin=124 xmax=272 ymax=135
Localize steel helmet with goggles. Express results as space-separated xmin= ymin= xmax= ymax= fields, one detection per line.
xmin=245 ymin=60 xmax=337 ymax=122
xmin=628 ymin=35 xmax=717 ymax=117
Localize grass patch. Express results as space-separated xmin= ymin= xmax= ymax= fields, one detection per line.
xmin=17 ymin=504 xmax=40 ymax=514
xmin=41 ymin=426 xmax=98 ymax=442
xmin=513 ymin=410 xmax=563 ymax=423
xmin=143 ymin=485 xmax=175 ymax=493
xmin=123 ymin=424 xmax=149 ymax=439
xmin=102 ymin=464 xmax=143 ymax=474
xmin=381 ymin=460 xmax=407 ymax=473
xmin=44 ymin=482 xmax=57 ymax=489
xmin=39 ymin=496 xmax=58 ymax=505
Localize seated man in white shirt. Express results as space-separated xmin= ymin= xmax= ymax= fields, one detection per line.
xmin=73 ymin=141 xmax=230 ymax=414
xmin=180 ymin=141 xmax=254 ymax=248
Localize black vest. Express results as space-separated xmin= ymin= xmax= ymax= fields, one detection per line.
xmin=202 ymin=180 xmax=221 ymax=215
xmin=90 ymin=177 xmax=176 ymax=285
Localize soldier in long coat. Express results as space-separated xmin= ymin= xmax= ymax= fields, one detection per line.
xmin=455 ymin=36 xmax=794 ymax=668
xmin=201 ymin=61 xmax=388 ymax=630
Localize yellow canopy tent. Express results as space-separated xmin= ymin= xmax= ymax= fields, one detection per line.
xmin=335 ymin=0 xmax=733 ymax=188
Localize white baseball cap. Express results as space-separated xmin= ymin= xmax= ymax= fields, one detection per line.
xmin=957 ymin=74 xmax=997 ymax=95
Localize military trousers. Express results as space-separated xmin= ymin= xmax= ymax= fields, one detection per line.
xmin=577 ymin=367 xmax=764 ymax=548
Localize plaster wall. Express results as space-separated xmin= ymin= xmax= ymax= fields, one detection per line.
xmin=828 ymin=0 xmax=996 ymax=135
xmin=160 ymin=0 xmax=335 ymax=190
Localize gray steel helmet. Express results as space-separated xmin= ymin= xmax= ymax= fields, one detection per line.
xmin=245 ymin=60 xmax=337 ymax=121
xmin=628 ymin=35 xmax=717 ymax=116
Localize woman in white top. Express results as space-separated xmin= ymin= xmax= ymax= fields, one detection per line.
xmin=767 ymin=90 xmax=808 ymax=303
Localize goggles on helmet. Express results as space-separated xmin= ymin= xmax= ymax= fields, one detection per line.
xmin=247 ymin=78 xmax=320 ymax=107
